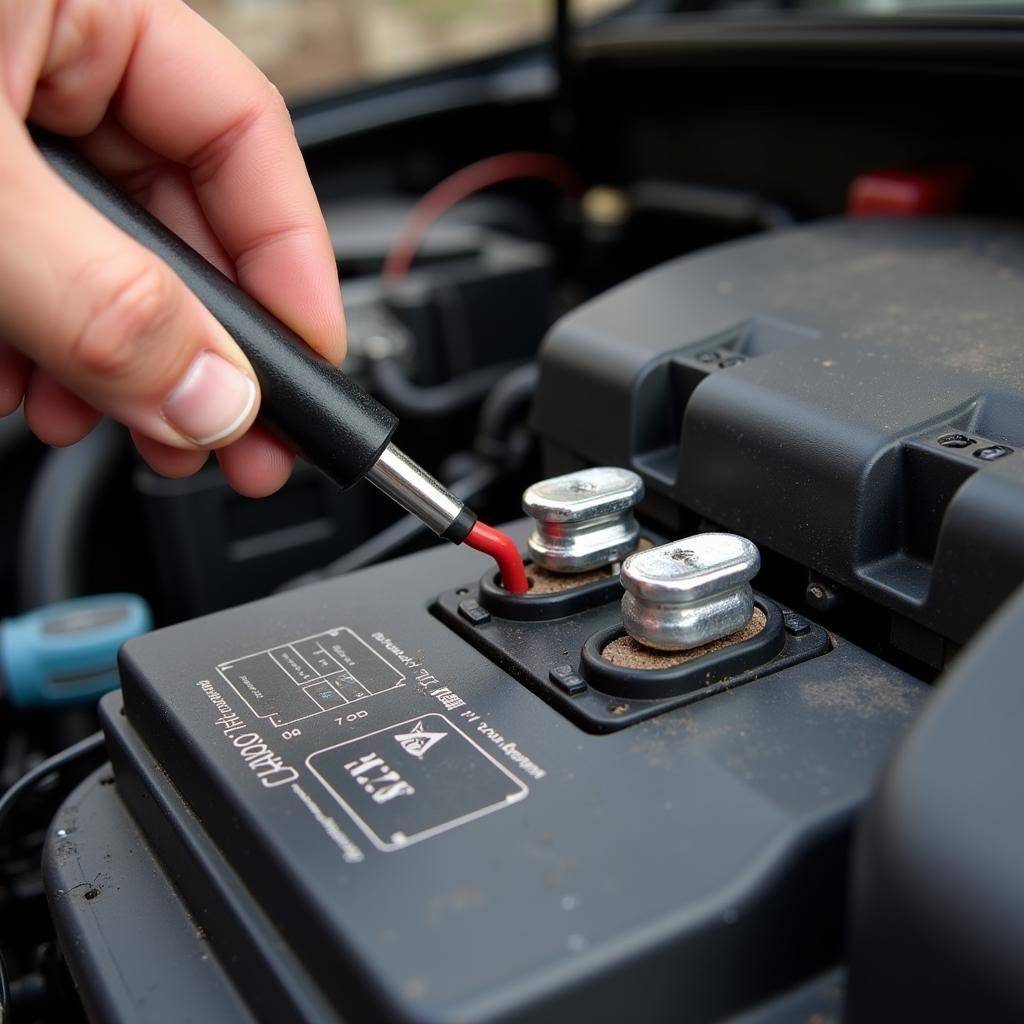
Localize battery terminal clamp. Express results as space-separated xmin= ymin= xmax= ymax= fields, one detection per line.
xmin=433 ymin=527 xmax=832 ymax=732
xmin=523 ymin=467 xmax=644 ymax=572
xmin=619 ymin=534 xmax=760 ymax=650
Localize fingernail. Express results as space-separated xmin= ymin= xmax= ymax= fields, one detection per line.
xmin=161 ymin=351 xmax=256 ymax=445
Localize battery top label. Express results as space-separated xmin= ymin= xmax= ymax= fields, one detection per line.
xmin=306 ymin=714 xmax=529 ymax=851
xmin=217 ymin=627 xmax=406 ymax=728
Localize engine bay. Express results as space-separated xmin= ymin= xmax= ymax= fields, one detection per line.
xmin=3 ymin=8 xmax=1024 ymax=1022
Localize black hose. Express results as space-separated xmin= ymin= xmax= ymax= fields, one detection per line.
xmin=368 ymin=359 xmax=522 ymax=420
xmin=17 ymin=418 xmax=125 ymax=610
xmin=0 ymin=944 xmax=8 ymax=1024
xmin=0 ymin=732 xmax=105 ymax=839
xmin=475 ymin=362 xmax=540 ymax=458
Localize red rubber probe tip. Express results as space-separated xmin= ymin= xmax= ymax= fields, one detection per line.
xmin=465 ymin=521 xmax=529 ymax=594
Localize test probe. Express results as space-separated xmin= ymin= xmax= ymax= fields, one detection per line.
xmin=35 ymin=131 xmax=529 ymax=594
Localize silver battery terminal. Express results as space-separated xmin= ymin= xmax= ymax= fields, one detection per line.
xmin=620 ymin=534 xmax=761 ymax=650
xmin=523 ymin=467 xmax=645 ymax=573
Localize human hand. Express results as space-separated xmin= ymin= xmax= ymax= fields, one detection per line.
xmin=0 ymin=0 xmax=345 ymax=496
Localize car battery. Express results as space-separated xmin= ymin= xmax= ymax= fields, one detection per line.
xmin=46 ymin=214 xmax=1024 ymax=1023
xmin=44 ymin=520 xmax=926 ymax=1023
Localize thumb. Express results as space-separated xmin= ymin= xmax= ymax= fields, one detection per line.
xmin=1 ymin=117 xmax=259 ymax=450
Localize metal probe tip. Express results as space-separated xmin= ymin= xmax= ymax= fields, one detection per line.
xmin=364 ymin=443 xmax=527 ymax=592
xmin=365 ymin=443 xmax=468 ymax=537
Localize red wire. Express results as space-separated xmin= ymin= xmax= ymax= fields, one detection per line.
xmin=383 ymin=151 xmax=584 ymax=283
xmin=465 ymin=521 xmax=529 ymax=594
xmin=385 ymin=154 xmax=579 ymax=590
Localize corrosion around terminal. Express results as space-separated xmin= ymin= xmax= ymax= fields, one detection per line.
xmin=602 ymin=606 xmax=767 ymax=670
xmin=526 ymin=562 xmax=615 ymax=595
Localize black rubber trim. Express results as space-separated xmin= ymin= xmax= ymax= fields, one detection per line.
xmin=432 ymin=587 xmax=833 ymax=734
xmin=580 ymin=598 xmax=785 ymax=699
xmin=478 ymin=566 xmax=622 ymax=621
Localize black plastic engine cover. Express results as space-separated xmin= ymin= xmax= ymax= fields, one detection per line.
xmin=532 ymin=218 xmax=1024 ymax=647
xmin=846 ymin=582 xmax=1024 ymax=1022
xmin=45 ymin=526 xmax=927 ymax=1024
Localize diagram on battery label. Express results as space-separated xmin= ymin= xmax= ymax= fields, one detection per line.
xmin=217 ymin=627 xmax=406 ymax=728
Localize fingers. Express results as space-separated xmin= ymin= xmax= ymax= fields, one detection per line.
xmin=131 ymin=426 xmax=294 ymax=496
xmin=0 ymin=343 xmax=31 ymax=417
xmin=0 ymin=106 xmax=260 ymax=451
xmin=30 ymin=0 xmax=346 ymax=367
xmin=5 ymin=0 xmax=344 ymax=500
xmin=216 ymin=426 xmax=295 ymax=497
xmin=22 ymin=368 xmax=100 ymax=446
xmin=131 ymin=429 xmax=209 ymax=478
xmin=74 ymin=117 xmax=236 ymax=278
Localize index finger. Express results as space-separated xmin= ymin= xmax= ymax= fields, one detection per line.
xmin=106 ymin=0 xmax=345 ymax=365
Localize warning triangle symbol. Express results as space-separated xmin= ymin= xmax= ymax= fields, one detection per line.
xmin=394 ymin=720 xmax=448 ymax=759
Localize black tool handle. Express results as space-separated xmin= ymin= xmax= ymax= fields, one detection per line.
xmin=34 ymin=130 xmax=397 ymax=490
